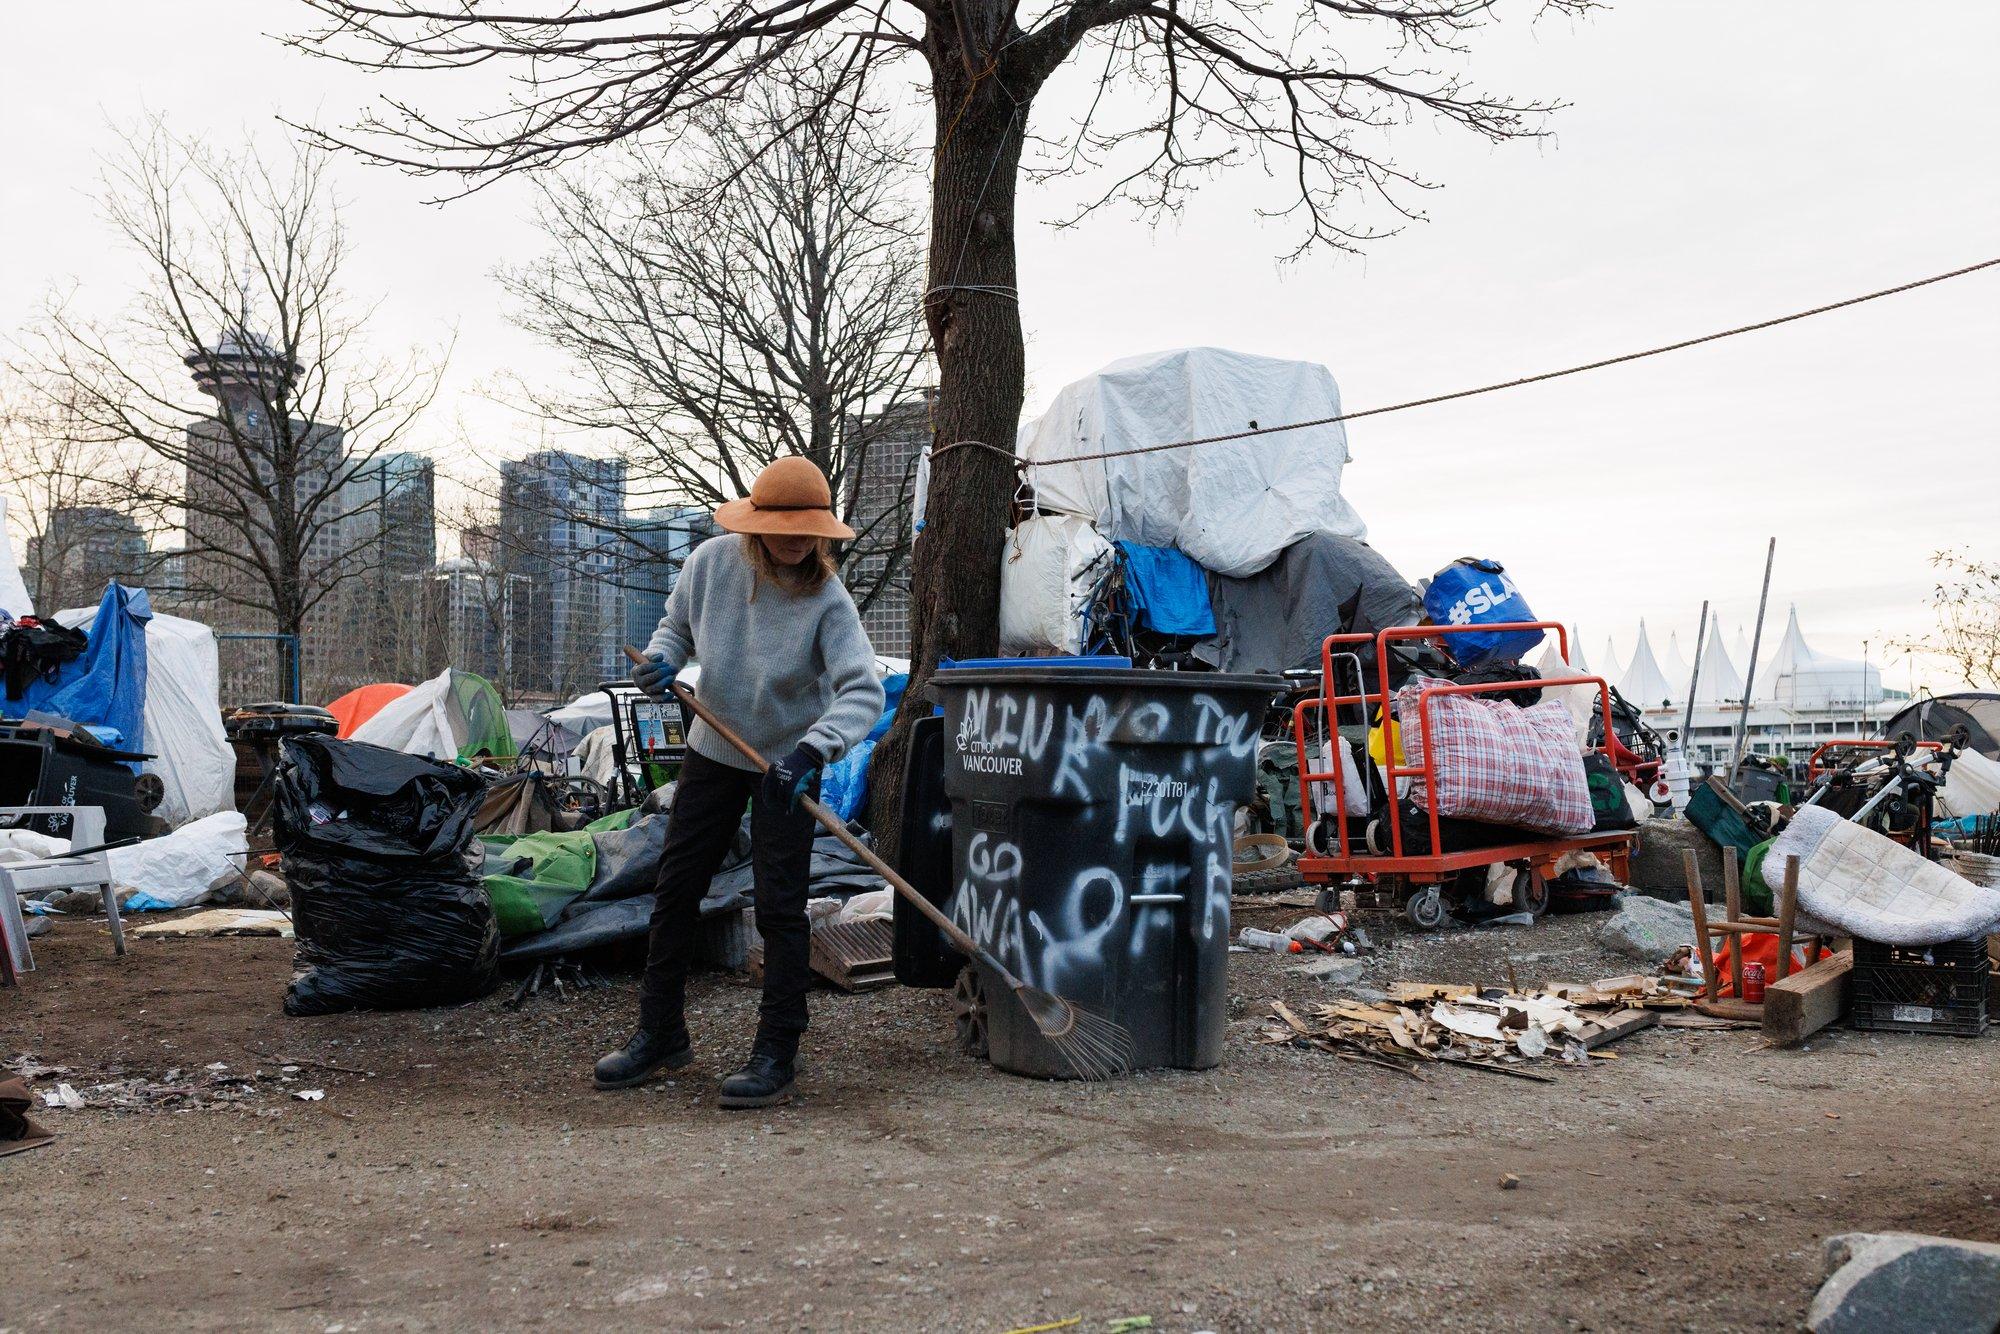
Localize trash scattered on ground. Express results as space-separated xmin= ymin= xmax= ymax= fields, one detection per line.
xmin=293 ymin=1088 xmax=325 ymax=1101
xmin=42 ymin=1082 xmax=85 ymax=1110
xmin=129 ymin=908 xmax=293 ymax=938
xmin=1263 ymin=977 xmax=1671 ymax=1080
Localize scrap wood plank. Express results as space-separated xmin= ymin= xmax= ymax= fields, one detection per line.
xmin=1575 ymin=1007 xmax=1658 ymax=1050
xmin=808 ymin=918 xmax=895 ymax=991
xmin=1761 ymin=950 xmax=1854 ymax=1048
xmin=1387 ymin=982 xmax=1476 ymax=1003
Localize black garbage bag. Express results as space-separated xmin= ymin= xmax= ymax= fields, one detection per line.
xmin=275 ymin=735 xmax=498 ymax=1016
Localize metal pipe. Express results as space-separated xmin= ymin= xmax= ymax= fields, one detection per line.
xmin=1729 ymin=540 xmax=1777 ymax=787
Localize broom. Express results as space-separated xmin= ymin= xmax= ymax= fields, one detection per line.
xmin=620 ymin=646 xmax=1133 ymax=1081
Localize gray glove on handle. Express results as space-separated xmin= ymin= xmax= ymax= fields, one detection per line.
xmin=631 ymin=652 xmax=678 ymax=700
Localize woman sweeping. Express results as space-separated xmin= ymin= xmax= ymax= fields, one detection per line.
xmin=595 ymin=456 xmax=884 ymax=1108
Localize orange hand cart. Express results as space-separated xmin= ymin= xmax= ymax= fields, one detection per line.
xmin=1292 ymin=622 xmax=1639 ymax=929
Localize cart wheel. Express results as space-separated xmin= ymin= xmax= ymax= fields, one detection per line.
xmin=951 ymin=964 xmax=990 ymax=1060
xmin=1514 ymin=868 xmax=1550 ymax=919
xmin=1305 ymin=817 xmax=1337 ymax=859
xmin=1404 ymin=884 xmax=1447 ymax=931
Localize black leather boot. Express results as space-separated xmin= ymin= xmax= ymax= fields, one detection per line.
xmin=717 ymin=1051 xmax=796 ymax=1109
xmin=592 ymin=1027 xmax=693 ymax=1090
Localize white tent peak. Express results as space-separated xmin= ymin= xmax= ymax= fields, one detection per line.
xmin=1600 ymin=635 xmax=1625 ymax=688
xmin=1619 ymin=621 xmax=1674 ymax=709
xmin=1660 ymin=631 xmax=1692 ymax=700
xmin=1695 ymin=629 xmax=1744 ymax=704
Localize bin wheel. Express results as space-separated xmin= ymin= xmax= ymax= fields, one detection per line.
xmin=951 ymin=965 xmax=989 ymax=1060
xmin=1404 ymin=884 xmax=1447 ymax=931
xmin=133 ymin=772 xmax=165 ymax=813
xmin=1514 ymin=868 xmax=1550 ymax=918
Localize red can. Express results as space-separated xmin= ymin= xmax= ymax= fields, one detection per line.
xmin=1741 ymin=961 xmax=1767 ymax=1004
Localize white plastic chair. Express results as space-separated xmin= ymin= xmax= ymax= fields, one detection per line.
xmin=0 ymin=806 xmax=123 ymax=976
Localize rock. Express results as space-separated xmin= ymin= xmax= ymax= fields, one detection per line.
xmin=1289 ymin=956 xmax=1366 ymax=986
xmin=1809 ymin=1232 xmax=2000 ymax=1333
xmin=1598 ymin=894 xmax=1696 ymax=964
xmin=1626 ymin=818 xmax=1726 ymax=902
xmin=242 ymin=870 xmax=291 ymax=909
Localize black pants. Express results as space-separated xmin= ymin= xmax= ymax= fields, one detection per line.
xmin=639 ymin=750 xmax=817 ymax=1056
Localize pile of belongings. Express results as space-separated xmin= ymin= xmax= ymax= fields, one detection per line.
xmin=495 ymin=804 xmax=888 ymax=963
xmin=1262 ymin=978 xmax=1682 ymax=1078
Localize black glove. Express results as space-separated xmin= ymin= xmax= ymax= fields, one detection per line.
xmin=763 ymin=743 xmax=824 ymax=812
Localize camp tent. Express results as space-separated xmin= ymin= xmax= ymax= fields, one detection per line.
xmin=349 ymin=668 xmax=516 ymax=763
xmin=56 ymin=591 xmax=235 ymax=827
xmin=327 ymin=682 xmax=413 ymax=738
xmin=0 ymin=496 xmax=31 ymax=620
xmin=1878 ymin=693 xmax=2000 ymax=760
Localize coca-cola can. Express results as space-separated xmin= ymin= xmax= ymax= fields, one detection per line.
xmin=1742 ymin=960 xmax=1767 ymax=1004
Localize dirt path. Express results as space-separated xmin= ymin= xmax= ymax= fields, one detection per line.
xmin=4 ymin=911 xmax=1994 ymax=1332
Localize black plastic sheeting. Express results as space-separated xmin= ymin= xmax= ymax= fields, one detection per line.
xmin=1196 ymin=533 xmax=1422 ymax=676
xmin=276 ymin=735 xmax=499 ymax=1016
xmin=500 ymin=813 xmax=885 ymax=963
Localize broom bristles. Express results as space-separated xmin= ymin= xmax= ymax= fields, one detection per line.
xmin=1017 ymin=984 xmax=1134 ymax=1081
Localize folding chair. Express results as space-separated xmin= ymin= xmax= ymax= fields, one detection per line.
xmin=0 ymin=806 xmax=124 ymax=977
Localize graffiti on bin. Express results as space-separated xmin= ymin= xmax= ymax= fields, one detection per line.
xmin=950 ymin=686 xmax=1260 ymax=793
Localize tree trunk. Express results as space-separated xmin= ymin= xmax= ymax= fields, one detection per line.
xmin=867 ymin=50 xmax=1027 ymax=860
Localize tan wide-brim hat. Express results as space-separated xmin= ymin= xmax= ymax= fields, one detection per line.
xmin=714 ymin=456 xmax=855 ymax=540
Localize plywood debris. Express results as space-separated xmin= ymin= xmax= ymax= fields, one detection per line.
xmin=1261 ymin=981 xmax=1664 ymax=1077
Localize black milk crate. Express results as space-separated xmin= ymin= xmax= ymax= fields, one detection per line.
xmin=1850 ymin=936 xmax=1990 ymax=1037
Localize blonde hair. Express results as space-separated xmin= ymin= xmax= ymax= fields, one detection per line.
xmin=743 ymin=532 xmax=836 ymax=598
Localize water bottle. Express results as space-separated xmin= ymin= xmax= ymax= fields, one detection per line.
xmin=1238 ymin=928 xmax=1301 ymax=953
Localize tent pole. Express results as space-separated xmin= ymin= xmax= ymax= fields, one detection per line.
xmin=1680 ymin=600 xmax=1708 ymax=745
xmin=1728 ymin=539 xmax=1777 ymax=787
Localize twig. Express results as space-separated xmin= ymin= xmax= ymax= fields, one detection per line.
xmin=243 ymin=1046 xmax=376 ymax=1078
xmin=1432 ymin=1055 xmax=1556 ymax=1084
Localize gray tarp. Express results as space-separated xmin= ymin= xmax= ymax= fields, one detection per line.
xmin=500 ymin=813 xmax=886 ymax=962
xmin=1195 ymin=533 xmax=1421 ymax=676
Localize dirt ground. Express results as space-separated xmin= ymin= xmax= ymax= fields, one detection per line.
xmin=4 ymin=903 xmax=1995 ymax=1333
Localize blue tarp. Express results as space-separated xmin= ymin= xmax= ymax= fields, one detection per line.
xmin=20 ymin=583 xmax=152 ymax=764
xmin=1116 ymin=542 xmax=1218 ymax=637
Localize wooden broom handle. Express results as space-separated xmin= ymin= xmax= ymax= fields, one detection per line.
xmin=618 ymin=648 xmax=996 ymax=969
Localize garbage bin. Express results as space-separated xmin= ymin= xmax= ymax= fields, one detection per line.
xmin=930 ymin=667 xmax=1282 ymax=1076
xmin=0 ymin=723 xmax=156 ymax=840
xmin=225 ymin=703 xmax=338 ymax=834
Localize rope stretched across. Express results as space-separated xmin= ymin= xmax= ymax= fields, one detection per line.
xmin=928 ymin=256 xmax=2000 ymax=471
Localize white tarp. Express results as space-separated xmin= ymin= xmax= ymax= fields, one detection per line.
xmin=998 ymin=515 xmax=1114 ymax=656
xmin=57 ymin=603 xmax=236 ymax=828
xmin=107 ymin=810 xmax=248 ymax=910
xmin=351 ymin=668 xmax=459 ymax=759
xmin=1017 ymin=347 xmax=1365 ymax=578
xmin=0 ymin=496 xmax=33 ymax=619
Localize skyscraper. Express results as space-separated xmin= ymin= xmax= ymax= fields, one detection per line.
xmin=621 ymin=507 xmax=713 ymax=653
xmin=845 ymin=396 xmax=931 ymax=657
xmin=25 ymin=505 xmax=148 ymax=611
xmin=499 ymin=450 xmax=627 ymax=700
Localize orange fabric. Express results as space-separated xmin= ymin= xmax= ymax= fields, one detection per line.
xmin=1708 ymin=932 xmax=1833 ymax=998
xmin=326 ymin=682 xmax=412 ymax=738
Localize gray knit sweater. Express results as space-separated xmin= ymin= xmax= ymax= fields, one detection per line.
xmin=645 ymin=534 xmax=885 ymax=772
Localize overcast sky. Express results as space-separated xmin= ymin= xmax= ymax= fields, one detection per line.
xmin=3 ymin=3 xmax=1995 ymax=690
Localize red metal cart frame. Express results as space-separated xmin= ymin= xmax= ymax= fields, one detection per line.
xmin=1805 ymin=738 xmax=1941 ymax=782
xmin=1291 ymin=622 xmax=1637 ymax=918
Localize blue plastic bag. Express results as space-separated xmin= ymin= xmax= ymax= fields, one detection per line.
xmin=1422 ymin=559 xmax=1543 ymax=667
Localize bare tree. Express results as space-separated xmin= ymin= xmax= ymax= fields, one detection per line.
xmin=0 ymin=381 xmax=165 ymax=614
xmin=499 ymin=69 xmax=930 ymax=613
xmin=287 ymin=0 xmax=1585 ymax=844
xmin=11 ymin=120 xmax=446 ymax=700
xmin=1904 ymin=549 xmax=2000 ymax=690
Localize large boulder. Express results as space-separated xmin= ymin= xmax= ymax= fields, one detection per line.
xmin=1627 ymin=818 xmax=1726 ymax=902
xmin=1809 ymin=1232 xmax=2000 ymax=1333
xmin=1598 ymin=894 xmax=1697 ymax=965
